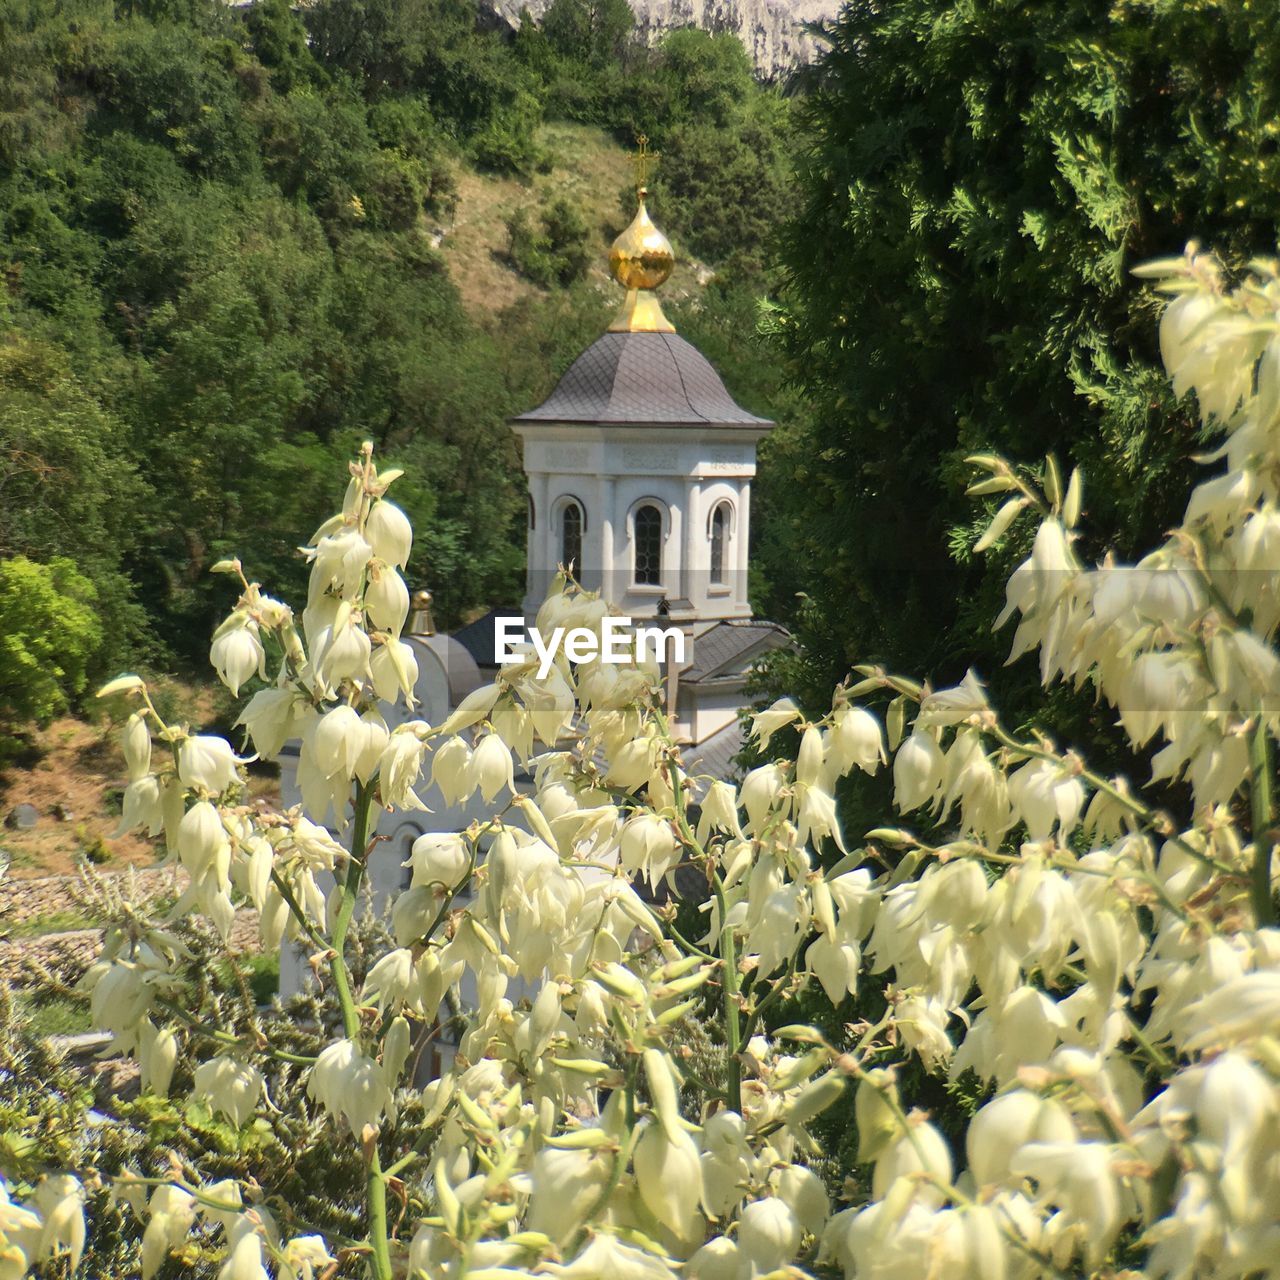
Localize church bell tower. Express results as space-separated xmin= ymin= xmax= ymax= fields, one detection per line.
xmin=511 ymin=151 xmax=773 ymax=628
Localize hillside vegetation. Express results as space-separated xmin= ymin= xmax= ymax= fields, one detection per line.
xmin=0 ymin=0 xmax=797 ymax=759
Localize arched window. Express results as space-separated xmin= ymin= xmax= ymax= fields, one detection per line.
xmin=561 ymin=500 xmax=583 ymax=573
xmin=527 ymin=494 xmax=536 ymax=529
xmin=633 ymin=503 xmax=663 ymax=585
xmin=709 ymin=502 xmax=730 ymax=585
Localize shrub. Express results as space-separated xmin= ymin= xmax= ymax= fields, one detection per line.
xmin=505 ymin=196 xmax=591 ymax=288
xmin=0 ymin=556 xmax=101 ymax=748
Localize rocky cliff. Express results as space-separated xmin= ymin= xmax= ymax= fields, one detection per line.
xmin=483 ymin=0 xmax=837 ymax=79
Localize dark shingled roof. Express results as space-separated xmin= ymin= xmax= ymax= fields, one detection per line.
xmin=683 ymin=719 xmax=748 ymax=784
xmin=513 ymin=332 xmax=773 ymax=427
xmin=682 ymin=621 xmax=792 ymax=684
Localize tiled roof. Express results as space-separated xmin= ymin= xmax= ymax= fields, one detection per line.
xmin=682 ymin=621 xmax=792 ymax=683
xmin=451 ymin=608 xmax=517 ymax=671
xmin=683 ymin=719 xmax=748 ymax=784
xmin=513 ymin=332 xmax=773 ymax=427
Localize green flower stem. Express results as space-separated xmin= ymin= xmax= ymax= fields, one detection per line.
xmin=714 ymin=874 xmax=743 ymax=1115
xmin=327 ymin=781 xmax=393 ymax=1280
xmin=268 ymin=866 xmax=331 ymax=951
xmin=155 ymin=997 xmax=316 ymax=1066
xmin=331 ymin=782 xmax=375 ymax=1041
xmin=1250 ymin=723 xmax=1277 ymax=928
xmin=651 ymin=705 xmax=744 ymax=1111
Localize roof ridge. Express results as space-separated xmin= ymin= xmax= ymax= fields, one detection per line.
xmin=660 ymin=332 xmax=712 ymax=424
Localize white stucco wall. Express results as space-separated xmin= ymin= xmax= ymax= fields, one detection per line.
xmin=517 ymin=426 xmax=764 ymax=622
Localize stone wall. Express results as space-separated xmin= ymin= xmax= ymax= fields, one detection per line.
xmin=0 ymin=867 xmax=259 ymax=988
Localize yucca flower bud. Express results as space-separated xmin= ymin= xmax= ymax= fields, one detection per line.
xmin=178 ymin=734 xmax=241 ymax=794
xmin=308 ymin=1038 xmax=389 ymax=1136
xmin=738 ymin=1197 xmax=800 ymax=1272
xmin=473 ymin=732 xmax=514 ymax=801
xmin=365 ymin=560 xmax=409 ymax=635
xmin=828 ymin=704 xmax=885 ymax=776
xmin=796 ymin=725 xmax=826 ymax=787
xmin=893 ymin=731 xmax=945 ymax=812
xmin=193 ymin=1056 xmax=265 ymax=1128
xmin=431 ymin=735 xmax=476 ymax=805
xmin=366 ymin=499 xmax=412 ymax=569
xmin=210 ymin=623 xmax=266 ymax=696
xmin=122 ymin=711 xmax=151 ymax=780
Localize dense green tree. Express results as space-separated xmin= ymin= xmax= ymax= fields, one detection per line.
xmin=0 ymin=556 xmax=101 ymax=751
xmin=0 ymin=0 xmax=800 ymax=689
xmin=243 ymin=0 xmax=322 ymax=92
xmin=541 ymin=0 xmax=634 ymax=69
xmin=506 ymin=196 xmax=591 ymax=287
xmin=0 ymin=336 xmax=147 ymax=665
xmin=773 ymin=0 xmax=1280 ymax=712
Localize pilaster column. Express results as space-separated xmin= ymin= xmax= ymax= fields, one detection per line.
xmin=736 ymin=480 xmax=752 ymax=615
xmin=683 ymin=479 xmax=701 ymax=608
xmin=599 ymin=475 xmax=616 ymax=604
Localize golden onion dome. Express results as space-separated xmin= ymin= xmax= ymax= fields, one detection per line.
xmin=607 ymin=188 xmax=676 ymax=334
xmin=609 ymin=189 xmax=674 ymax=290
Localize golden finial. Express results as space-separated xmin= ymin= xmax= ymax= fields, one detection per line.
xmin=608 ymin=136 xmax=675 ymax=334
xmin=409 ymin=589 xmax=435 ymax=636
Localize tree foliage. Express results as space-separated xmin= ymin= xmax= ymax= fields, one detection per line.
xmin=0 ymin=556 xmax=101 ymax=745
xmin=771 ymin=0 xmax=1280 ymax=711
xmin=0 ymin=0 xmax=795 ymax=690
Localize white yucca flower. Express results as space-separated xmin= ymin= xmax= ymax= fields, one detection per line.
xmin=308 ymin=1039 xmax=389 ymax=1136
xmin=193 ymin=1057 xmax=265 ymax=1128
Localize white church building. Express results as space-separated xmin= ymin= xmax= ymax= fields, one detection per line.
xmin=279 ymin=183 xmax=789 ymax=995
